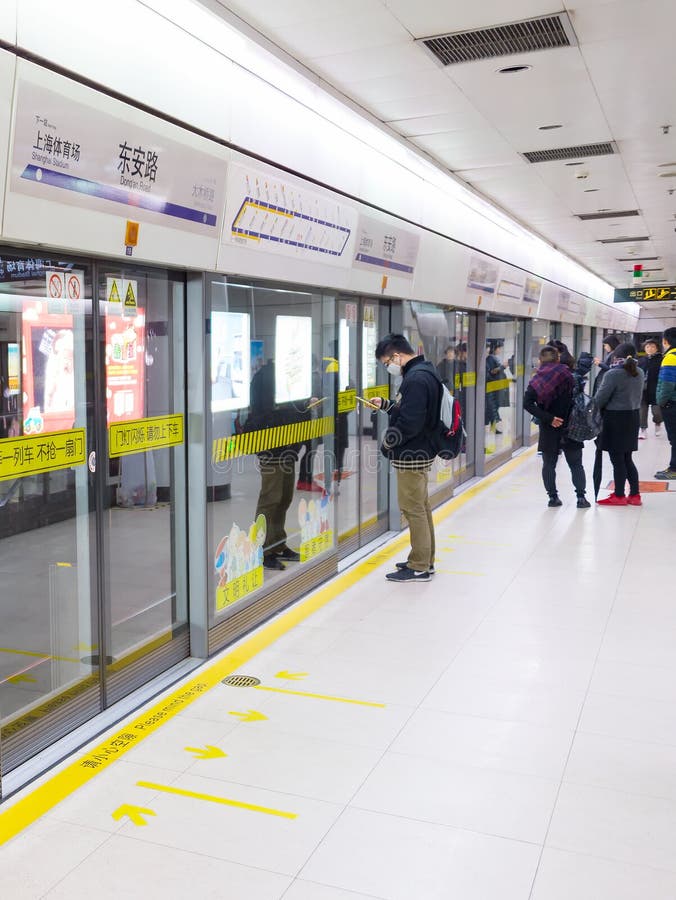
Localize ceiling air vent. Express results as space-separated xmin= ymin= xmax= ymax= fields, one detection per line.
xmin=576 ymin=210 xmax=640 ymax=221
xmin=522 ymin=142 xmax=616 ymax=163
xmin=418 ymin=12 xmax=577 ymax=66
xmin=616 ymin=257 xmax=659 ymax=262
xmin=598 ymin=236 xmax=650 ymax=244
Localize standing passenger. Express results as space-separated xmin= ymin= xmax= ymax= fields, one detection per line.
xmin=371 ymin=334 xmax=439 ymax=582
xmin=594 ymin=343 xmax=644 ymax=506
xmin=655 ymin=327 xmax=676 ymax=479
xmin=592 ymin=334 xmax=620 ymax=396
xmin=524 ymin=346 xmax=589 ymax=508
xmin=638 ymin=338 xmax=663 ymax=439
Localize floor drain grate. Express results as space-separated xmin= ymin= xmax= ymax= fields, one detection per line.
xmin=222 ymin=675 xmax=261 ymax=687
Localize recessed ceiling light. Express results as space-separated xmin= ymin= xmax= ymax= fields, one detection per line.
xmin=584 ymin=188 xmax=599 ymax=192
xmin=497 ymin=64 xmax=532 ymax=74
xmin=538 ymin=124 xmax=563 ymax=130
xmin=565 ymin=161 xmax=585 ymax=166
xmin=658 ymin=172 xmax=676 ymax=178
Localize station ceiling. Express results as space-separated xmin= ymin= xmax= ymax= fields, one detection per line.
xmin=201 ymin=0 xmax=676 ymax=296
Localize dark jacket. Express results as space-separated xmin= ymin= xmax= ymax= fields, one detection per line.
xmin=592 ymin=350 xmax=614 ymax=396
xmin=639 ymin=352 xmax=662 ymax=405
xmin=248 ymin=361 xmax=307 ymax=463
xmin=380 ymin=355 xmax=439 ymax=466
xmin=523 ymin=367 xmax=576 ymax=454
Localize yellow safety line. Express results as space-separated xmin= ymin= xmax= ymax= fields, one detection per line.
xmin=135 ymin=781 xmax=297 ymax=820
xmin=253 ymin=686 xmax=385 ymax=707
xmin=0 ymin=647 xmax=80 ymax=665
xmin=0 ymin=446 xmax=535 ymax=845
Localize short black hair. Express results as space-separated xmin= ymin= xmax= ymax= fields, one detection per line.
xmin=375 ymin=333 xmax=414 ymax=359
xmin=643 ymin=337 xmax=659 ymax=348
xmin=604 ymin=334 xmax=621 ymax=350
xmin=663 ymin=327 xmax=676 ymax=348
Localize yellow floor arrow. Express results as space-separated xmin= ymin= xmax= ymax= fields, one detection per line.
xmin=275 ymin=670 xmax=308 ymax=680
xmin=136 ymin=782 xmax=296 ymax=819
xmin=7 ymin=674 xmax=37 ymax=684
xmin=112 ymin=804 xmax=156 ymax=826
xmin=229 ymin=709 xmax=267 ymax=723
xmin=184 ymin=745 xmax=227 ymax=760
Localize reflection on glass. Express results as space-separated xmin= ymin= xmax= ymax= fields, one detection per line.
xmin=102 ymin=268 xmax=187 ymax=664
xmin=207 ymin=280 xmax=336 ymax=626
xmin=0 ymin=252 xmax=96 ymax=762
xmin=485 ymin=315 xmax=519 ymax=459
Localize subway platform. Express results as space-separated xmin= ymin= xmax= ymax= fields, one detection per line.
xmin=2 ymin=429 xmax=676 ymax=900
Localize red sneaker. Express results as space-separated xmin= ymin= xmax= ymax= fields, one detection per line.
xmin=597 ymin=494 xmax=628 ymax=506
xmin=627 ymin=493 xmax=642 ymax=506
xmin=296 ymin=480 xmax=324 ymax=492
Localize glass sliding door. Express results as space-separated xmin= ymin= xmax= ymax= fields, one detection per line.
xmin=484 ymin=314 xmax=520 ymax=469
xmin=0 ymin=249 xmax=99 ymax=772
xmin=97 ymin=265 xmax=189 ymax=705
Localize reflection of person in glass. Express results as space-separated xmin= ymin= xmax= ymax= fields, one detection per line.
xmin=324 ymin=340 xmax=349 ymax=490
xmin=436 ymin=344 xmax=456 ymax=390
xmin=297 ymin=355 xmax=324 ymax=492
xmin=485 ymin=341 xmax=507 ymax=433
xmin=249 ymin=359 xmax=308 ymax=571
xmin=44 ymin=329 xmax=74 ymax=412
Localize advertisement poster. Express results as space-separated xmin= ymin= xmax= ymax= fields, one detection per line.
xmin=21 ymin=301 xmax=75 ymax=434
xmin=11 ymin=77 xmax=226 ymax=235
xmin=362 ymin=307 xmax=378 ymax=389
xmin=211 ymin=311 xmax=251 ymax=413
xmin=275 ymin=315 xmax=312 ymax=403
xmin=214 ymin=515 xmax=266 ymax=611
xmin=353 ymin=215 xmax=420 ymax=279
xmin=7 ymin=343 xmax=19 ymax=395
xmin=105 ymin=311 xmax=145 ymax=423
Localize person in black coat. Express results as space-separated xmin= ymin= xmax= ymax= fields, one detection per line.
xmin=592 ymin=334 xmax=620 ymax=396
xmin=638 ymin=338 xmax=664 ymax=438
xmin=524 ymin=345 xmax=590 ymax=508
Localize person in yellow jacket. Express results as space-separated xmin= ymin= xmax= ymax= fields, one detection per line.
xmin=655 ymin=326 xmax=676 ymax=479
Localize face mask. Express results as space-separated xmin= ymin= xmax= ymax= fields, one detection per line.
xmin=386 ymin=362 xmax=401 ymax=376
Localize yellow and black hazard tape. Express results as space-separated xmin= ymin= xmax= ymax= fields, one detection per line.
xmin=212 ymin=415 xmax=334 ymax=464
xmin=485 ymin=377 xmax=511 ymax=394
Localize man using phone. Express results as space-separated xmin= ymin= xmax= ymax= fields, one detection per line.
xmin=372 ymin=334 xmax=439 ymax=582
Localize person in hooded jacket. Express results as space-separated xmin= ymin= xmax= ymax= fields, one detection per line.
xmin=523 ymin=345 xmax=590 ymax=508
xmin=594 ymin=342 xmax=644 ymax=506
xmin=370 ymin=334 xmax=439 ymax=582
xmin=592 ymin=334 xmax=621 ymax=396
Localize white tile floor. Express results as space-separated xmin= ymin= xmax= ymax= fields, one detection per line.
xmin=2 ymin=427 xmax=675 ymax=898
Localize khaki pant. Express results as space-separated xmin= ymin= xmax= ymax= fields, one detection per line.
xmin=255 ymin=461 xmax=295 ymax=554
xmin=395 ymin=465 xmax=435 ymax=572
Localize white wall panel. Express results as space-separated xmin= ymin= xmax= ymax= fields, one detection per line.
xmin=0 ymin=49 xmax=16 ymax=236
xmin=0 ymin=0 xmax=16 ymax=44
xmin=17 ymin=0 xmax=232 ymax=139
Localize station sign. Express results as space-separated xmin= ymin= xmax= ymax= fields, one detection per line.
xmin=614 ymin=285 xmax=676 ymax=303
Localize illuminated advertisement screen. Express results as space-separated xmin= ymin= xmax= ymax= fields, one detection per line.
xmin=275 ymin=315 xmax=312 ymax=404
xmin=7 ymin=343 xmax=19 ymax=395
xmin=105 ymin=312 xmax=146 ymax=423
xmin=211 ymin=311 xmax=251 ymax=412
xmin=22 ymin=301 xmax=75 ymax=434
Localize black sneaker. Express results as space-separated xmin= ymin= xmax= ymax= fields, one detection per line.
xmin=576 ymin=496 xmax=591 ymax=508
xmin=655 ymin=468 xmax=676 ymax=480
xmin=263 ymin=555 xmax=286 ymax=570
xmin=276 ymin=546 xmax=300 ymax=561
xmin=548 ymin=496 xmax=563 ymax=507
xmin=396 ymin=561 xmax=435 ymax=575
xmin=386 ymin=566 xmax=431 ymax=583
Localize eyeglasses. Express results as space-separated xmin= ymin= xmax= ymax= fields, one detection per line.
xmin=382 ymin=354 xmax=398 ymax=366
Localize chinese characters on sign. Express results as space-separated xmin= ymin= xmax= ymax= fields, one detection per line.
xmin=300 ymin=530 xmax=333 ymax=563
xmin=0 ymin=429 xmax=86 ymax=481
xmin=108 ymin=414 xmax=184 ymax=458
xmin=118 ymin=141 xmax=159 ymax=189
xmin=216 ymin=566 xmax=264 ymax=611
xmin=337 ymin=389 xmax=357 ymax=414
xmin=614 ymin=285 xmax=676 ymax=303
xmin=353 ymin=215 xmax=420 ymax=280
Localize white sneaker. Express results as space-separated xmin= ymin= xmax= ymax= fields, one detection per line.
xmin=639 ymin=429 xmax=647 ymax=440
xmin=655 ymin=424 xmax=662 ymax=436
